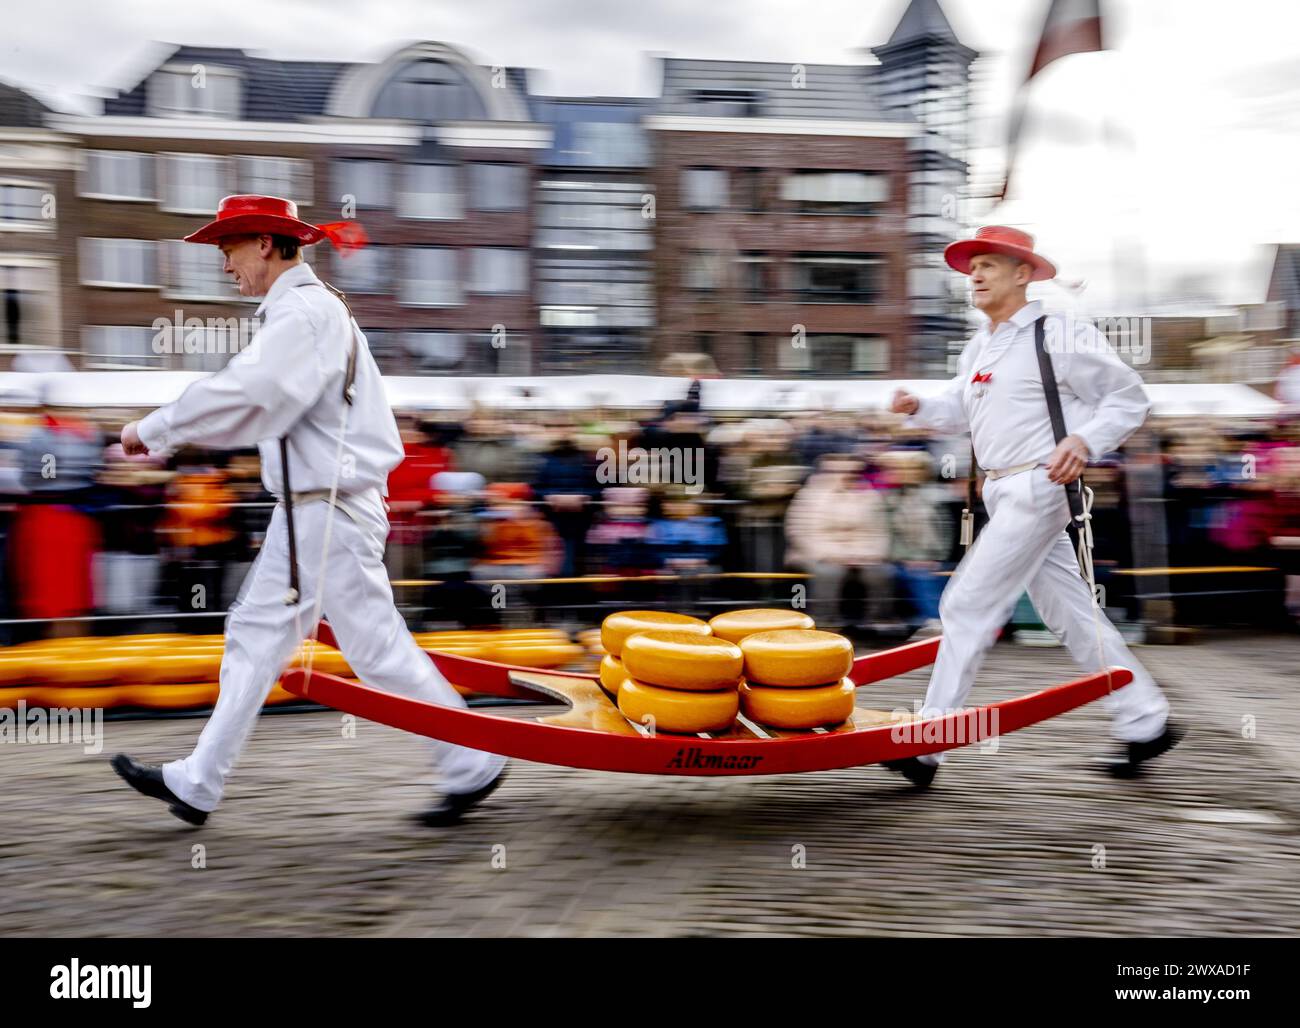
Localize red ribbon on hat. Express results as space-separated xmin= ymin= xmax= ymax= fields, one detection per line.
xmin=316 ymin=221 xmax=369 ymax=256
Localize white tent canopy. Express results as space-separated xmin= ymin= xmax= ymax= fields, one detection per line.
xmin=0 ymin=371 xmax=1282 ymax=420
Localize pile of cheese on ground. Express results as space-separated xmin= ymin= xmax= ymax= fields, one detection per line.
xmin=0 ymin=628 xmax=584 ymax=710
xmin=598 ymin=609 xmax=856 ymax=734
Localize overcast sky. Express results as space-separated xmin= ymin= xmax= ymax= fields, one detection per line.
xmin=4 ymin=0 xmax=1298 ymax=310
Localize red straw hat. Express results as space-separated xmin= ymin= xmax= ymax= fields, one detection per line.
xmin=182 ymin=194 xmax=367 ymax=252
xmin=944 ymin=225 xmax=1056 ymax=281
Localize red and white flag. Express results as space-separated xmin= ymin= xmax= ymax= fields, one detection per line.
xmin=998 ymin=0 xmax=1106 ymax=201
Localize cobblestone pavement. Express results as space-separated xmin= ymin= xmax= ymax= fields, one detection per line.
xmin=2 ymin=632 xmax=1298 ymax=937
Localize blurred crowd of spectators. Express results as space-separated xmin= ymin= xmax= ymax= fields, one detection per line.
xmin=1 ymin=389 xmax=1297 ymax=643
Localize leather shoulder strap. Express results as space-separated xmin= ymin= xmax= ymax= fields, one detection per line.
xmin=1034 ymin=314 xmax=1087 ymax=528
xmin=1033 ymin=316 xmax=1068 ymax=445
xmin=294 ymin=278 xmax=359 ymax=406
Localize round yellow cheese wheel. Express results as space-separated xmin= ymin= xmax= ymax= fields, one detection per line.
xmin=740 ymin=629 xmax=854 ymax=687
xmin=121 ymin=683 xmax=220 ymax=710
xmin=27 ymin=685 xmax=126 ymax=709
xmin=599 ymin=611 xmax=710 ymax=657
xmin=418 ymin=629 xmax=566 ymax=642
xmin=617 ymin=677 xmax=739 ymax=735
xmin=130 ymin=652 xmax=224 ymax=684
xmin=495 ymin=641 xmax=585 ymax=668
xmin=708 ymin=608 xmax=816 ymax=644
xmin=740 ymin=679 xmax=856 ymax=730
xmin=0 ymin=686 xmax=27 ymax=707
xmin=422 ymin=642 xmax=495 ymax=660
xmin=599 ymin=655 xmax=626 ymax=696
xmin=37 ymin=654 xmax=135 ymax=686
xmin=620 ymin=631 xmax=743 ymax=691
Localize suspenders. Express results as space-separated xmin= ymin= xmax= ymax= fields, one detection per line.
xmin=279 ymin=278 xmax=359 ymax=606
xmin=1032 ymin=315 xmax=1089 ymax=540
xmin=958 ymin=315 xmax=1088 ymax=554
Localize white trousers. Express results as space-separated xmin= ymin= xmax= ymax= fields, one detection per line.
xmin=918 ymin=465 xmax=1169 ymax=766
xmin=163 ymin=498 xmax=505 ymax=812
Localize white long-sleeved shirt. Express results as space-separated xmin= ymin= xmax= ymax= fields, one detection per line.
xmin=907 ymin=300 xmax=1151 ymax=471
xmin=137 ymin=263 xmax=404 ymax=520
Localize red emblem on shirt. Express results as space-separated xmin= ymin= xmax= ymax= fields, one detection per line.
xmin=971 ymin=371 xmax=992 ymax=384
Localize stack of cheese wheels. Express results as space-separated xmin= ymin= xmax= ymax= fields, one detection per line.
xmin=738 ymin=629 xmax=856 ymax=730
xmin=597 ymin=610 xmax=711 ymax=700
xmin=599 ymin=611 xmax=742 ymax=734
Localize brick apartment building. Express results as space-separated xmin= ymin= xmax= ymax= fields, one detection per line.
xmin=648 ymin=58 xmax=914 ymax=378
xmin=40 ymin=41 xmax=542 ymax=375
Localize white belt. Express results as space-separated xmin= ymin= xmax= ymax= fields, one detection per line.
xmin=278 ymin=489 xmax=360 ymax=524
xmin=984 ymin=460 xmax=1042 ymax=481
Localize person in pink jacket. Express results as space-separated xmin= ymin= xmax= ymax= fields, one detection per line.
xmin=784 ymin=455 xmax=892 ymax=633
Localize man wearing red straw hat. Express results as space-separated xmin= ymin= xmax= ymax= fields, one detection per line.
xmin=888 ymin=226 xmax=1180 ymax=787
xmin=109 ymin=195 xmax=507 ymax=826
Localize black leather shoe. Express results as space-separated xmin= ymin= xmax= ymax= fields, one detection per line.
xmin=1099 ymin=720 xmax=1185 ymax=779
xmin=882 ymin=757 xmax=938 ymax=789
xmin=416 ymin=765 xmax=508 ymax=827
xmin=111 ymin=753 xmax=209 ymax=826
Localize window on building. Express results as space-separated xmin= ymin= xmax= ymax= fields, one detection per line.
xmin=734 ymin=252 xmax=772 ymax=298
xmin=332 ymin=246 xmax=389 ymax=295
xmin=0 ymin=183 xmax=49 ymax=227
xmin=405 ymin=331 xmax=467 ymax=371
xmin=686 ymin=88 xmax=762 ymax=118
xmin=685 ymin=251 xmax=722 ymax=291
xmin=535 ymin=179 xmax=653 ymax=251
xmin=81 ymin=326 xmax=165 ymax=369
xmin=333 ymin=159 xmax=392 ymax=211
xmin=238 ymin=156 xmax=312 ymax=205
xmin=0 ymin=261 xmax=60 ymax=350
xmin=536 ymin=255 xmax=654 ymax=328
xmin=851 ymin=336 xmax=889 ymax=374
xmin=159 ymin=154 xmax=231 ymax=213
xmin=80 ymin=238 xmax=157 ymax=287
xmin=470 ymin=247 xmax=527 ymax=294
xmin=164 ymin=239 xmax=239 ymax=299
xmin=538 ymin=327 xmax=645 ymax=373
xmin=398 ymin=164 xmax=461 ymax=220
xmin=148 ymin=66 xmax=241 ymax=118
xmin=372 ymin=60 xmax=487 ymax=121
xmin=777 ymin=334 xmax=889 ymax=376
xmin=569 ymin=121 xmax=649 ymax=167
xmin=81 ymin=151 xmax=154 ymax=200
xmin=682 ymin=167 xmax=727 ymax=210
xmin=177 ymin=329 xmax=242 ymax=372
xmin=143 ymin=319 xmax=248 ymax=372
xmin=361 ymin=328 xmax=402 ymax=373
xmin=476 ymin=328 xmax=529 ymax=374
xmin=790 ymin=253 xmax=882 ymax=303
xmin=469 ymin=163 xmax=527 ymax=211
xmin=909 ymin=264 xmax=947 ymax=299
xmin=777 ymin=335 xmax=812 ymax=372
xmin=399 ymin=247 xmax=461 ymax=306
xmin=782 ymin=171 xmax=888 ymax=214
xmin=405 ymin=330 xmax=515 ymax=374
